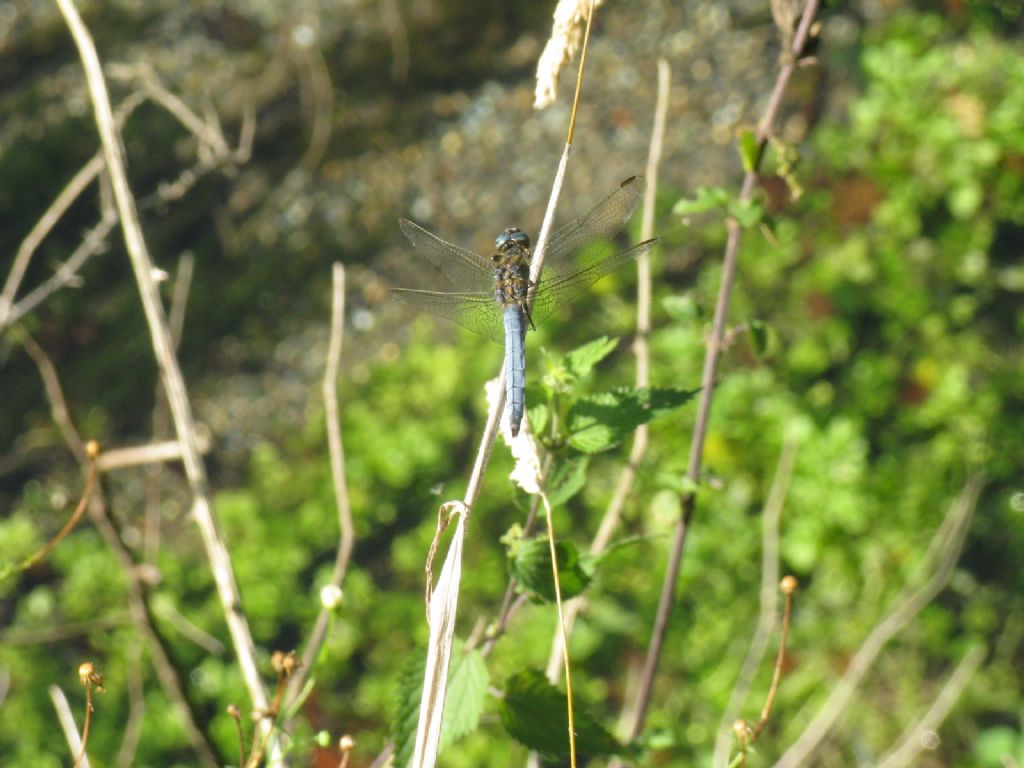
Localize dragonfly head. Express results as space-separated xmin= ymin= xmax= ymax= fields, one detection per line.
xmin=495 ymin=227 xmax=531 ymax=256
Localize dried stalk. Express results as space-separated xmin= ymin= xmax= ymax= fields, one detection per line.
xmin=55 ymin=0 xmax=271 ymax=746
xmin=773 ymin=477 xmax=981 ymax=768
xmin=621 ymin=0 xmax=822 ymax=743
xmin=713 ymin=439 xmax=797 ymax=767
xmin=284 ymin=263 xmax=356 ymax=714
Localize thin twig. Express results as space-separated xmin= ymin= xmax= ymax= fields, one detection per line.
xmin=714 ymin=439 xmax=798 ymax=767
xmin=5 ymin=208 xmax=119 ymax=329
xmin=773 ymin=477 xmax=982 ymax=768
xmin=284 ymin=263 xmax=356 ymax=714
xmin=49 ymin=685 xmax=91 ymax=768
xmin=1 ymin=92 xmax=144 ymax=333
xmin=875 ymin=645 xmax=986 ymax=768
xmin=727 ymin=577 xmax=799 ymax=768
xmin=544 ymin=58 xmax=671 ymax=682
xmin=0 ymin=367 xmax=97 ymax=576
xmin=20 ymin=329 xmax=220 ymax=766
xmin=622 ymin=0 xmax=821 ymax=743
xmin=117 ymin=643 xmax=146 ymax=768
xmin=0 ymin=154 xmax=105 ymax=328
xmin=18 ymin=330 xmax=90 ymax=465
xmin=75 ymin=662 xmax=103 ymax=768
xmin=55 ymin=0 xmax=272 ymax=741
xmin=752 ymin=576 xmax=797 ymax=740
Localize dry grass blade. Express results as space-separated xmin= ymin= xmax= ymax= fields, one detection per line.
xmin=412 ymin=503 xmax=468 ymax=768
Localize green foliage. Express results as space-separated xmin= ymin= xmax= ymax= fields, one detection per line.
xmin=392 ymin=640 xmax=489 ymax=768
xmin=673 ymin=186 xmax=765 ymax=228
xmin=499 ymin=670 xmax=626 ymax=761
xmin=566 ymin=386 xmax=697 ymax=454
xmin=3 ymin=5 xmax=1024 ymax=768
xmin=507 ymin=537 xmax=592 ymax=602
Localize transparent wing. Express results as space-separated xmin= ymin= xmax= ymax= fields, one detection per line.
xmin=541 ymin=176 xmax=647 ymax=282
xmin=389 ymin=288 xmax=505 ymax=343
xmin=399 ymin=218 xmax=494 ymax=293
xmin=529 ymin=238 xmax=657 ymax=326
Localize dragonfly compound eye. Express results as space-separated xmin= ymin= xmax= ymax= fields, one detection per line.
xmin=497 ymin=228 xmax=530 ymax=249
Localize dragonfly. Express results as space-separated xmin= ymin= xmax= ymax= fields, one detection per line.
xmin=390 ymin=175 xmax=657 ymax=437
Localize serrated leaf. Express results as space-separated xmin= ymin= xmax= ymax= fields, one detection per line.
xmin=738 ymin=128 xmax=761 ymax=173
xmin=392 ymin=640 xmax=489 ymax=768
xmin=442 ymin=646 xmax=489 ymax=743
xmin=564 ymin=336 xmax=618 ymax=379
xmin=500 ymin=670 xmax=625 ymax=760
xmin=509 ymin=538 xmax=591 ymax=602
xmin=545 ymin=455 xmax=589 ymax=506
xmin=527 ymin=401 xmax=548 ymax=435
xmin=393 ymin=651 xmax=425 ymax=768
xmin=567 ymin=421 xmax=620 ymax=453
xmin=567 ymin=387 xmax=698 ymax=454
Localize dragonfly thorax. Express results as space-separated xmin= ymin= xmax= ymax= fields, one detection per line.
xmin=493 ymin=227 xmax=532 ymax=308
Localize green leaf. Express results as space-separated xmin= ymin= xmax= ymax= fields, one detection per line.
xmin=545 ymin=455 xmax=590 ymax=506
xmin=673 ymin=185 xmax=731 ymax=217
xmin=567 ymin=387 xmax=698 ymax=454
xmin=527 ymin=400 xmax=549 ymax=435
xmin=564 ymin=336 xmax=618 ymax=379
xmin=738 ymin=128 xmax=761 ymax=173
xmin=509 ymin=538 xmax=591 ymax=602
xmin=749 ymin=319 xmax=769 ymax=355
xmin=442 ymin=646 xmax=489 ymax=744
xmin=728 ymin=198 xmax=764 ymax=228
xmin=392 ymin=640 xmax=490 ymax=768
xmin=500 ymin=670 xmax=625 ymax=760
xmin=662 ymin=294 xmax=702 ymax=322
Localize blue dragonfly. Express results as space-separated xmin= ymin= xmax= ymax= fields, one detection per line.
xmin=391 ymin=176 xmax=656 ymax=436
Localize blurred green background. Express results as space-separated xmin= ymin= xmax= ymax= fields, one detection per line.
xmin=1 ymin=0 xmax=1023 ymax=766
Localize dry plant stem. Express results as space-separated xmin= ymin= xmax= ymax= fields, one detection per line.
xmin=284 ymin=264 xmax=356 ymax=713
xmin=19 ymin=331 xmax=90 ymax=465
xmin=49 ymin=685 xmax=91 ymax=768
xmin=753 ymin=586 xmax=795 ymax=739
xmin=246 ymin=664 xmax=292 ymax=768
xmin=117 ymin=644 xmax=146 ymax=768
xmin=0 ymin=153 xmax=105 ymax=326
xmin=3 ymin=357 xmax=96 ymax=575
xmin=876 ymin=645 xmax=986 ymax=768
xmin=5 ymin=208 xmax=118 ymax=328
xmin=55 ymin=0 xmax=272 ymax=738
xmin=75 ymin=682 xmax=95 ymax=768
xmin=623 ymin=0 xmax=820 ymax=743
xmin=21 ymin=333 xmax=220 ymax=765
xmin=714 ymin=439 xmax=797 ymax=768
xmin=544 ymin=59 xmax=671 ymax=680
xmin=98 ymin=440 xmax=194 ymax=471
xmin=1 ymin=93 xmax=144 ymax=332
xmin=773 ymin=477 xmax=981 ymax=768
xmin=145 ymin=252 xmax=194 ymax=562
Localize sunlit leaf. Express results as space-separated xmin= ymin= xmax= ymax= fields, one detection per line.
xmin=500 ymin=670 xmax=625 ymax=760
xmin=509 ymin=538 xmax=591 ymax=602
